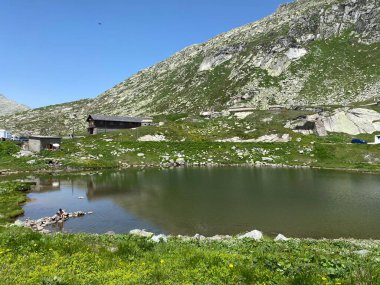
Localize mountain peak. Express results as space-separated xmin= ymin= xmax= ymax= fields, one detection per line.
xmin=0 ymin=94 xmax=30 ymax=116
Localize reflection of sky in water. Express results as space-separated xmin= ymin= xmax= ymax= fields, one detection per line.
xmin=22 ymin=179 xmax=160 ymax=234
xmin=21 ymin=168 xmax=380 ymax=239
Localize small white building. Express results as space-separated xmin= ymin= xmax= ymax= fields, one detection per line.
xmin=0 ymin=129 xmax=12 ymax=140
xmin=375 ymin=135 xmax=380 ymax=144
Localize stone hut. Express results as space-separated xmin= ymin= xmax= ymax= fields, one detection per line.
xmin=28 ymin=136 xmax=62 ymax=153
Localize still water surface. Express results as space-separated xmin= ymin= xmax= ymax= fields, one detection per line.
xmin=22 ymin=167 xmax=380 ymax=239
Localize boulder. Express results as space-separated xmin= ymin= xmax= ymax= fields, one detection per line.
xmin=323 ymin=108 xmax=380 ymax=135
xmin=175 ymin=158 xmax=186 ymax=166
xmin=286 ymin=108 xmax=380 ymax=136
xmin=238 ymin=230 xmax=263 ymax=240
xmin=151 ymin=234 xmax=168 ymax=243
xmin=274 ymin=234 xmax=289 ymax=241
xmin=14 ymin=220 xmax=25 ymax=227
xmin=193 ymin=234 xmax=206 ymax=241
xmin=129 ymin=229 xmax=154 ymax=238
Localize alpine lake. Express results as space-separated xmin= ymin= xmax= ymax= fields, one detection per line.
xmin=18 ymin=167 xmax=380 ymax=239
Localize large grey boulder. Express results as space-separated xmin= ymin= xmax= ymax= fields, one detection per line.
xmin=274 ymin=234 xmax=289 ymax=241
xmin=129 ymin=229 xmax=154 ymax=238
xmin=286 ymin=108 xmax=380 ymax=136
xmin=238 ymin=230 xmax=263 ymax=240
xmin=322 ymin=108 xmax=380 ymax=135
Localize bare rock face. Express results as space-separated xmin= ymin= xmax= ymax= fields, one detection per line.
xmin=286 ymin=108 xmax=380 ymax=136
xmin=323 ymin=108 xmax=380 ymax=135
xmin=0 ymin=94 xmax=30 ymax=116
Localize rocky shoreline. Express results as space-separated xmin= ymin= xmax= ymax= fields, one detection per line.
xmin=13 ymin=211 xmax=93 ymax=233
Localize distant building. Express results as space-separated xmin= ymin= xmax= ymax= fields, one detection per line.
xmin=86 ymin=114 xmax=153 ymax=135
xmin=28 ymin=136 xmax=62 ymax=152
xmin=375 ymin=135 xmax=380 ymax=144
xmin=0 ymin=129 xmax=12 ymax=141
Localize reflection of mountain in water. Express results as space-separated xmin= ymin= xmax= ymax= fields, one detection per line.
xmin=33 ymin=177 xmax=61 ymax=192
xmin=82 ymin=168 xmax=322 ymax=236
xmin=81 ymin=168 xmax=380 ymax=238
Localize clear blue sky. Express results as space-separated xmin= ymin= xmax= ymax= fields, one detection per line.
xmin=0 ymin=0 xmax=289 ymax=108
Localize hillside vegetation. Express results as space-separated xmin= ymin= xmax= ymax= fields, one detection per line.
xmin=0 ymin=0 xmax=379 ymax=135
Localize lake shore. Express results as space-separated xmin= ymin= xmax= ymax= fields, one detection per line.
xmin=1 ymin=181 xmax=380 ymax=284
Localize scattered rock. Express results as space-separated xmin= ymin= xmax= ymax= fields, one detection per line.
xmin=138 ymin=135 xmax=166 ymax=142
xmin=193 ymin=234 xmax=206 ymax=241
xmin=209 ymin=235 xmax=232 ymax=241
xmin=129 ymin=229 xmax=154 ymax=238
xmin=238 ymin=230 xmax=263 ymax=240
xmin=175 ymin=157 xmax=186 ymax=166
xmin=354 ymin=249 xmax=370 ymax=256
xmin=151 ymin=234 xmax=168 ymax=243
xmin=274 ymin=234 xmax=289 ymax=241
xmin=14 ymin=220 xmax=25 ymax=227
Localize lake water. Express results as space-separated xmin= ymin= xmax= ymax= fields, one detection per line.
xmin=20 ymin=167 xmax=380 ymax=239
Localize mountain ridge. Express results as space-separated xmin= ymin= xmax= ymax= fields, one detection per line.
xmin=1 ymin=0 xmax=379 ymax=134
xmin=0 ymin=94 xmax=30 ymax=117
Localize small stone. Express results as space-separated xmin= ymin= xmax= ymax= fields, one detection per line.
xmin=354 ymin=249 xmax=370 ymax=256
xmin=105 ymin=231 xmax=116 ymax=235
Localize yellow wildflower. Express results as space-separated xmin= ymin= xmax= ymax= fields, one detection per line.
xmin=322 ymin=277 xmax=327 ymax=282
xmin=229 ymin=264 xmax=234 ymax=268
xmin=160 ymin=259 xmax=165 ymax=264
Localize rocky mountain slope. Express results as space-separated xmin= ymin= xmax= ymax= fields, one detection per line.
xmin=1 ymin=0 xmax=379 ymax=134
xmin=0 ymin=95 xmax=30 ymax=116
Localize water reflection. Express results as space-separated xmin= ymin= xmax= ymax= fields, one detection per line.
xmin=22 ymin=168 xmax=380 ymax=238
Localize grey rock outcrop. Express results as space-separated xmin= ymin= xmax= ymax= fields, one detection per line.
xmin=238 ymin=230 xmax=263 ymax=240
xmin=323 ymin=108 xmax=380 ymax=135
xmin=286 ymin=108 xmax=380 ymax=136
xmin=0 ymin=94 xmax=30 ymax=116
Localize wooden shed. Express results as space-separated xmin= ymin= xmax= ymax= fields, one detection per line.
xmin=86 ymin=115 xmax=153 ymax=135
xmin=28 ymin=136 xmax=62 ymax=153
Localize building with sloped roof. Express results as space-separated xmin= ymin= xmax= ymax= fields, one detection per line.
xmin=86 ymin=114 xmax=153 ymax=135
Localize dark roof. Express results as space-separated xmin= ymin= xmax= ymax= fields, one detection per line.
xmin=29 ymin=136 xmax=62 ymax=140
xmin=87 ymin=114 xmax=152 ymax=123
